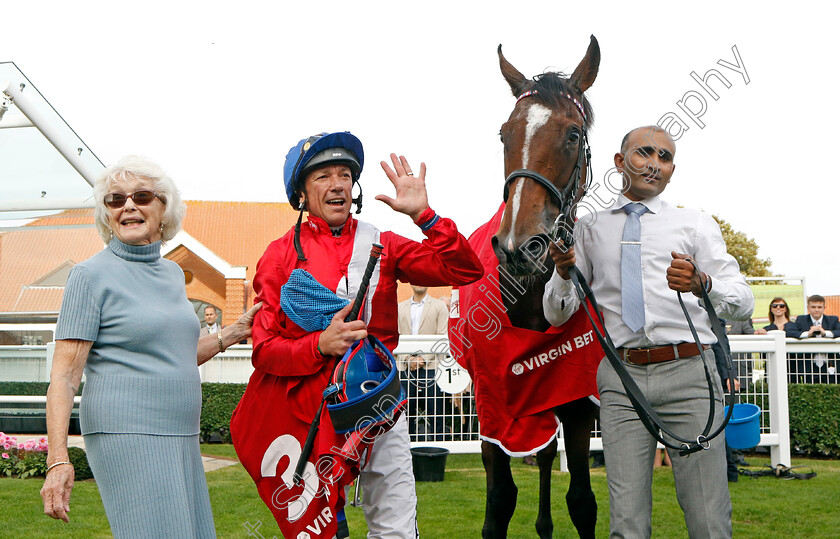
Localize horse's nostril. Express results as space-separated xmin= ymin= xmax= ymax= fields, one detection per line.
xmin=523 ymin=234 xmax=550 ymax=260
xmin=491 ymin=235 xmax=513 ymax=265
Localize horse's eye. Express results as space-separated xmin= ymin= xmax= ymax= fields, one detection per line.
xmin=499 ymin=130 xmax=504 ymax=143
xmin=568 ymin=130 xmax=580 ymax=144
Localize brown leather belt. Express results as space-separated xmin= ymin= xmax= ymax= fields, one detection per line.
xmin=617 ymin=343 xmax=710 ymax=365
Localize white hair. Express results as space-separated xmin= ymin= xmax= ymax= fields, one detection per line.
xmin=93 ymin=155 xmax=186 ymax=244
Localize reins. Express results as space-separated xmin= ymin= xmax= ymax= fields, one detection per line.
xmin=567 ymin=263 xmax=736 ymax=456
xmin=509 ymin=88 xmax=736 ymax=456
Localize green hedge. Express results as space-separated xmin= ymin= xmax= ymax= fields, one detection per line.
xmin=0 ymin=382 xmax=82 ymax=395
xmin=68 ymin=446 xmax=93 ymax=480
xmin=788 ymin=384 xmax=840 ymax=457
xmin=3 ymin=382 xmax=839 ymax=455
xmin=200 ymin=383 xmax=246 ymax=443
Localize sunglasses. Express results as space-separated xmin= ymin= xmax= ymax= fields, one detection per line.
xmin=104 ymin=190 xmax=165 ymax=209
xmin=770 ymin=303 xmax=787 ymax=309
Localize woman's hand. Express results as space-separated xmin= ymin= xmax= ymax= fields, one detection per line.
xmin=42 ymin=339 xmax=90 ymax=523
xmin=226 ymin=302 xmax=263 ymax=344
xmin=41 ymin=464 xmax=75 ymax=522
xmin=198 ymin=302 xmax=263 ymax=365
xmin=376 ymin=154 xmax=430 ymax=222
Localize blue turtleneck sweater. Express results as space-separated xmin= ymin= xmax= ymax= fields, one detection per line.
xmin=56 ymin=239 xmax=202 ymax=435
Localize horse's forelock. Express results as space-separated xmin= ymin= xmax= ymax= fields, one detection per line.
xmin=531 ymin=72 xmax=594 ymax=129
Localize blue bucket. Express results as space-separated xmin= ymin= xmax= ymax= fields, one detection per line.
xmin=724 ymin=403 xmax=761 ymax=449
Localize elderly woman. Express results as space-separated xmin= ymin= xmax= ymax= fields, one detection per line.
xmin=40 ymin=155 xmax=260 ymax=537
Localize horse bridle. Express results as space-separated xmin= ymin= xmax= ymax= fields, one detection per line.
xmin=506 ymin=89 xmax=735 ymax=456
xmin=502 ymin=89 xmax=592 ymax=246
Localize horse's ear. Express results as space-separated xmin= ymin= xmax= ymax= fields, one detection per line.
xmin=570 ymin=35 xmax=600 ymax=93
xmin=498 ymin=45 xmax=531 ymax=98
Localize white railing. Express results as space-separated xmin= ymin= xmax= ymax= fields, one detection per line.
xmin=6 ymin=332 xmax=837 ymax=469
xmin=0 ymin=396 xmax=81 ymax=404
xmin=200 ymin=345 xmax=256 ymax=383
xmin=0 ymin=345 xmax=51 ymax=382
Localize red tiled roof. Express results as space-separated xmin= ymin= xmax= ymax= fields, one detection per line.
xmin=1 ymin=201 xmax=454 ymax=315
xmin=0 ymin=202 xmax=299 ymax=315
xmin=0 ymin=225 xmax=103 ymax=314
xmin=12 ymin=288 xmax=66 ymax=313
xmin=826 ymin=296 xmax=840 ymax=317
xmin=181 ymin=201 xmax=298 ymax=287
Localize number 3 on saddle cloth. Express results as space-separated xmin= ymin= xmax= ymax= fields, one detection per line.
xmin=450 ymin=204 xmax=604 ymax=456
xmin=230 ymin=269 xmax=404 ymax=539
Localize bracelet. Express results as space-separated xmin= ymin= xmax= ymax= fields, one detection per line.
xmin=217 ymin=329 xmax=224 ymax=353
xmin=46 ymin=461 xmax=72 ymax=473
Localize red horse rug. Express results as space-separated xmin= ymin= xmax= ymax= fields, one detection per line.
xmin=450 ymin=204 xmax=603 ymax=455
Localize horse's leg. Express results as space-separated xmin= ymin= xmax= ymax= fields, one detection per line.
xmin=556 ymin=398 xmax=598 ymax=539
xmin=481 ymin=440 xmax=517 ymax=539
xmin=534 ymin=438 xmax=557 ymax=539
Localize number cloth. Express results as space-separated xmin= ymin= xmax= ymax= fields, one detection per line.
xmin=231 ymin=210 xmax=482 ymax=539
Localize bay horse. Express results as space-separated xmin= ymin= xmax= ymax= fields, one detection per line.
xmin=483 ymin=36 xmax=600 ymax=538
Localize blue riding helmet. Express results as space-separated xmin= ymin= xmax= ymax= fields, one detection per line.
xmin=283 ymin=131 xmax=365 ymax=211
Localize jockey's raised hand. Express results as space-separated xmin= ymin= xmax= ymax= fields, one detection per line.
xmin=376 ymin=153 xmax=430 ymax=222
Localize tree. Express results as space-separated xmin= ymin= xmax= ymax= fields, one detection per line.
xmin=712 ymin=214 xmax=772 ymax=277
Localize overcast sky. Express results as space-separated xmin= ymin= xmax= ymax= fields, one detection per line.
xmin=2 ymin=1 xmax=838 ymax=296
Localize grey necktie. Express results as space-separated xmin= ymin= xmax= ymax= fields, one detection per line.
xmin=621 ymin=203 xmax=648 ymax=332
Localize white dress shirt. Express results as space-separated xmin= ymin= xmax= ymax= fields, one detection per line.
xmin=206 ymin=323 xmax=219 ymax=334
xmin=409 ymin=296 xmax=426 ymax=336
xmin=801 ymin=316 xmax=834 ymax=339
xmin=543 ymin=194 xmax=754 ymax=348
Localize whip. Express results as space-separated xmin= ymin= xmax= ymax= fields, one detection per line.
xmin=294 ymin=242 xmax=384 ymax=485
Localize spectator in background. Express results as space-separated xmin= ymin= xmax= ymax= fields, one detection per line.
xmin=725 ymin=317 xmax=755 ymax=381
xmin=199 ymin=306 xmax=222 ymax=337
xmin=725 ymin=318 xmax=755 ymax=335
xmin=755 ymin=297 xmax=792 ymax=334
xmin=713 ymin=318 xmax=744 ymax=481
xmin=653 ymin=445 xmax=671 ymax=468
xmin=399 ymin=285 xmax=448 ymax=336
xmin=398 ymin=284 xmax=449 ymax=441
xmin=786 ymin=295 xmax=839 ymax=383
xmin=722 ymin=317 xmax=755 ymax=468
xmin=786 ymin=295 xmax=840 ymax=339
xmin=757 ymin=298 xmax=799 ymax=380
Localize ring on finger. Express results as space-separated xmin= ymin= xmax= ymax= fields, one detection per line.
xmin=406 ymin=172 xmax=414 ymax=176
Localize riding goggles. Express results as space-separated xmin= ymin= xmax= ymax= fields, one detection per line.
xmin=104 ymin=190 xmax=166 ymax=208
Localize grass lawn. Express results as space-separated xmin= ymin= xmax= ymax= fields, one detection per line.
xmin=3 ymin=446 xmax=838 ymax=538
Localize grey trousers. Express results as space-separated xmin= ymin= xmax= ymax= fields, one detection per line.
xmin=598 ymin=351 xmax=732 ymax=539
xmin=358 ymin=414 xmax=419 ymax=538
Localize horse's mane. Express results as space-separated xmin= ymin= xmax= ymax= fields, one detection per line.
xmin=528 ymin=72 xmax=594 ymax=129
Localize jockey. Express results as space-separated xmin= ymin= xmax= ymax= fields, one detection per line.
xmin=231 ymin=131 xmax=482 ymax=539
